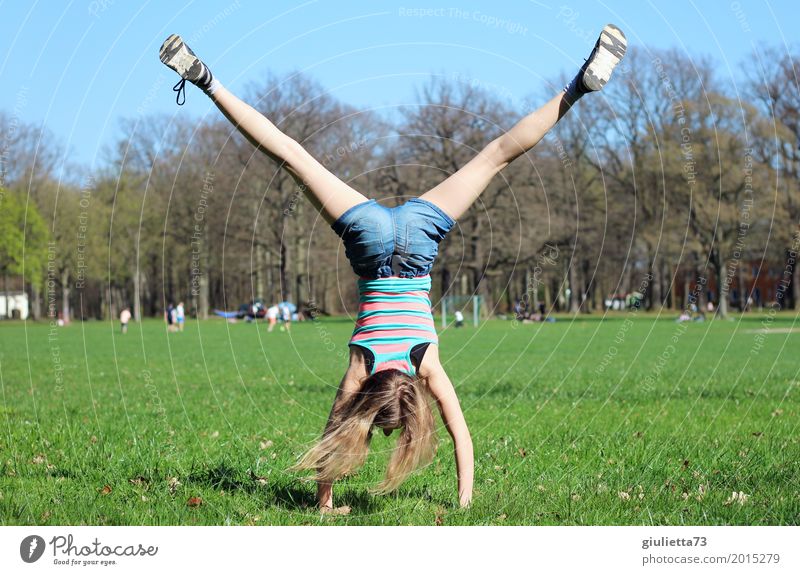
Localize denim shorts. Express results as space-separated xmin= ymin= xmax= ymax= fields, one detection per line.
xmin=331 ymin=198 xmax=456 ymax=279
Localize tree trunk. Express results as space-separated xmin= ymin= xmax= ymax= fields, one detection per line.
xmin=148 ymin=260 xmax=159 ymax=317
xmin=436 ymin=267 xmax=446 ymax=301
xmin=593 ymin=280 xmax=603 ymax=312
xmin=649 ymin=260 xmax=662 ymax=311
xmin=551 ymin=277 xmax=560 ymax=311
xmin=2 ymin=271 xmax=8 ymax=319
xmin=738 ymin=260 xmax=747 ymax=312
xmin=61 ymin=269 xmax=70 ymax=323
xmin=543 ymin=277 xmax=551 ymax=311
xmin=668 ymin=263 xmax=677 ymax=310
xmin=479 ymin=273 xmax=493 ymax=318
xmin=568 ymin=258 xmax=580 ymax=313
xmin=98 ymin=283 xmax=107 ymax=322
xmin=109 ymin=285 xmax=119 ymax=321
xmin=320 ymin=273 xmax=329 ymax=313
xmin=267 ymin=248 xmax=275 ymax=304
xmin=683 ymin=271 xmax=691 ymax=310
xmin=695 ymin=267 xmax=707 ymax=311
xmin=31 ymin=282 xmax=42 ymax=320
xmin=504 ymin=270 xmax=515 ymax=314
xmin=279 ymin=241 xmax=288 ymax=302
xmin=582 ymin=258 xmax=593 ymax=313
xmin=779 ymin=251 xmax=800 ymax=309
xmin=171 ymin=258 xmax=180 ymax=309
xmin=133 ymin=266 xmax=142 ymax=321
xmin=713 ymin=253 xmax=728 ymax=319
xmin=198 ymin=263 xmax=209 ymax=320
xmin=256 ymin=242 xmax=265 ymax=300
xmin=295 ymin=235 xmax=307 ymax=305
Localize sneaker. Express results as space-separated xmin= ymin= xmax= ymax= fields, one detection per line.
xmin=159 ymin=34 xmax=213 ymax=104
xmin=580 ymin=24 xmax=627 ymax=91
xmin=159 ymin=34 xmax=209 ymax=83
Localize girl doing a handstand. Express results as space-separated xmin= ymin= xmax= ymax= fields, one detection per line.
xmin=159 ymin=24 xmax=626 ymax=512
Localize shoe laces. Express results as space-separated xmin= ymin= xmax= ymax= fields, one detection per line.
xmin=173 ymin=78 xmax=187 ymax=105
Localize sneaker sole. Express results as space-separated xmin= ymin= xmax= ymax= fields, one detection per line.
xmin=583 ymin=24 xmax=627 ymax=91
xmin=159 ymin=34 xmax=203 ymax=81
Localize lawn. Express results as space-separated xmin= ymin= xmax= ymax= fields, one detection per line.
xmin=0 ymin=313 xmax=798 ymax=525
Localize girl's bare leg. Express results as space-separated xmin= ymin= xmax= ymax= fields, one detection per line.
xmin=419 ymin=91 xmax=573 ymax=221
xmin=210 ymin=85 xmax=368 ymax=225
xmin=420 ymin=24 xmax=627 ymax=220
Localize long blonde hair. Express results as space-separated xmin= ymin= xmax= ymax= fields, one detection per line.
xmin=293 ymin=369 xmax=437 ymax=493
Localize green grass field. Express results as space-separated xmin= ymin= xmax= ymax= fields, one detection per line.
xmin=1 ymin=314 xmax=798 ymax=525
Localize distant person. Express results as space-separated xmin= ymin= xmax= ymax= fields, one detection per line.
xmin=454 ymin=309 xmax=465 ymax=328
xmin=266 ymin=304 xmax=279 ymax=332
xmin=706 ymin=300 xmax=715 ymax=313
xmin=280 ymin=304 xmax=292 ymax=332
xmin=176 ymin=301 xmax=185 ymax=331
xmin=166 ymin=302 xmax=176 ymax=332
xmin=120 ymin=308 xmax=131 ymax=334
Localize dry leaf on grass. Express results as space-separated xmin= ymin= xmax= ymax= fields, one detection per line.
xmin=249 ymin=470 xmax=268 ymax=485
xmin=435 ymin=505 xmax=446 ymax=525
xmin=724 ymin=491 xmax=749 ymax=506
xmin=168 ymin=477 xmax=181 ymax=494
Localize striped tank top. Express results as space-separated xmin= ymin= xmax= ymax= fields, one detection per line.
xmin=349 ymin=275 xmax=438 ymax=375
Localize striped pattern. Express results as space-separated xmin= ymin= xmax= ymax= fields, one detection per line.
xmin=350 ymin=275 xmax=437 ymax=374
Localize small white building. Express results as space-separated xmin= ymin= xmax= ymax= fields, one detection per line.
xmin=0 ymin=292 xmax=29 ymax=319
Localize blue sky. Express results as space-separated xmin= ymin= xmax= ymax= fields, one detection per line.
xmin=1 ymin=0 xmax=795 ymax=170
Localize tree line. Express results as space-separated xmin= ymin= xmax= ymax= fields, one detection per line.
xmin=1 ymin=46 xmax=798 ymax=321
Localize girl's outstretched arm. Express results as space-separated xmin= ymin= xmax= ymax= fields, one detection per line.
xmin=419 ymin=346 xmax=473 ymax=507
xmin=315 ymin=348 xmax=370 ymax=513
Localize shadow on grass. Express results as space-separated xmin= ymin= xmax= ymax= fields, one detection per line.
xmin=184 ymin=461 xmax=379 ymax=514
xmin=400 ymin=485 xmax=451 ymax=507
